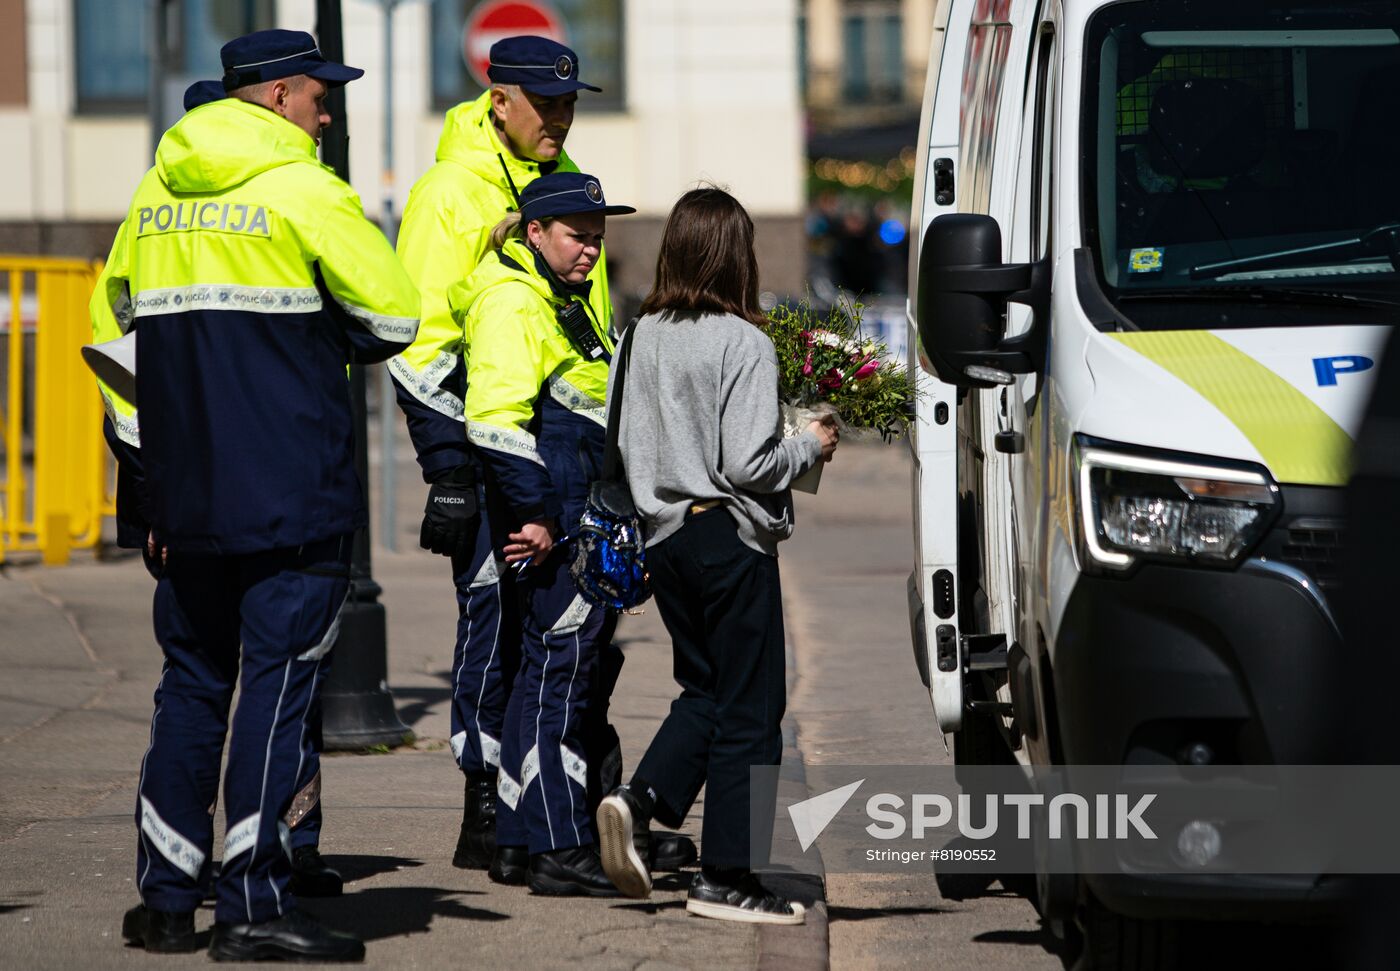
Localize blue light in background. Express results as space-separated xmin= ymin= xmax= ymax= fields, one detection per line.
xmin=879 ymin=219 xmax=907 ymax=246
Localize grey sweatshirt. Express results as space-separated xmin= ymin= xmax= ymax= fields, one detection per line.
xmin=609 ymin=311 xmax=823 ymax=557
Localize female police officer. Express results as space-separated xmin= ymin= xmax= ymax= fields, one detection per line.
xmin=450 ymin=171 xmax=633 ymax=896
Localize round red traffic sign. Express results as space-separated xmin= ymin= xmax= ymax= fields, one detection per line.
xmin=462 ymin=0 xmax=567 ymax=88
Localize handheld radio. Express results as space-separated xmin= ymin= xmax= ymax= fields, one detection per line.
xmin=558 ymin=301 xmax=607 ymax=360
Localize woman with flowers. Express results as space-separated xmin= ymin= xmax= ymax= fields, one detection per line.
xmin=595 ymin=186 xmax=838 ymax=924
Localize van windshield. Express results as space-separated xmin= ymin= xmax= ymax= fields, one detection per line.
xmin=1082 ymin=0 xmax=1400 ymax=329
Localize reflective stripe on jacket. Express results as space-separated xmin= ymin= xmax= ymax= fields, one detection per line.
xmin=89 ymin=97 xmax=420 ymax=554
xmin=451 ymin=237 xmax=611 ymax=529
xmin=390 ymin=91 xmax=611 ymax=481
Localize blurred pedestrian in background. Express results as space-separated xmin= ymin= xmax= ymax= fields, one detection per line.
xmin=449 ymin=171 xmax=634 ymax=896
xmin=596 ymin=187 xmax=838 ymax=924
xmin=92 ymin=28 xmax=418 ymax=962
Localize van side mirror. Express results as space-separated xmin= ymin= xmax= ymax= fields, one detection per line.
xmin=915 ymin=213 xmax=1049 ymax=388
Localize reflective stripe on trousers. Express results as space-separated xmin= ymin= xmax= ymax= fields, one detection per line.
xmin=495 ymin=546 xmax=609 ymax=854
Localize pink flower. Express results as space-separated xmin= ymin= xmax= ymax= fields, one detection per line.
xmin=802 ymin=352 xmax=814 ymax=376
xmin=852 ymin=357 xmax=880 ymax=381
xmin=800 ymin=330 xmax=815 ymax=348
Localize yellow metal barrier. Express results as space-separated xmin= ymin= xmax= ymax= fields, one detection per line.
xmin=0 ymin=255 xmax=109 ymax=565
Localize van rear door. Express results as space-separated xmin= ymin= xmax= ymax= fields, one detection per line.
xmin=908 ymin=0 xmax=977 ymax=733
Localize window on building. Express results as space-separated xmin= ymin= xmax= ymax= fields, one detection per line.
xmin=74 ymin=0 xmax=275 ymax=114
xmin=841 ymin=2 xmax=904 ymax=104
xmin=431 ymin=0 xmax=624 ymax=112
xmin=842 ymin=14 xmax=868 ymax=101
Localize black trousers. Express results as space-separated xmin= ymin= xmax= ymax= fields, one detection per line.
xmin=634 ymin=508 xmax=787 ymax=869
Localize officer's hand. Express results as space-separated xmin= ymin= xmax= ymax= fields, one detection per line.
xmin=420 ymin=472 xmax=479 ymax=557
xmin=143 ymin=530 xmax=167 ymax=579
xmin=506 ymin=519 xmax=555 ymax=565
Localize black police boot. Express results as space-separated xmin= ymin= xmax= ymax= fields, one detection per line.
xmin=452 ymin=773 xmax=497 ymax=870
xmin=650 ymin=831 xmax=699 ymax=872
xmin=597 ymin=786 xmax=653 ymax=898
xmin=208 ymin=909 xmax=364 ymax=963
xmin=527 ymin=846 xmax=621 ymax=898
xmin=288 ymin=845 xmax=343 ymax=897
xmin=121 ymin=903 xmax=198 ymax=953
xmin=488 ymin=845 xmax=528 ymax=887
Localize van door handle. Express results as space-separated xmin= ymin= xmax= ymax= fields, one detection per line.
xmin=934 ymin=158 xmax=955 ymax=206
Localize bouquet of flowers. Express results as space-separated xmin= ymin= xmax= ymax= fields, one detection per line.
xmin=764 ymin=297 xmax=917 ymax=491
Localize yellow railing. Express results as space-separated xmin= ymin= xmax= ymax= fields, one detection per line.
xmin=0 ymin=255 xmax=111 ymax=565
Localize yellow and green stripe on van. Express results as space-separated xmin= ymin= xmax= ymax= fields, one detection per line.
xmin=1109 ymin=331 xmax=1351 ymax=486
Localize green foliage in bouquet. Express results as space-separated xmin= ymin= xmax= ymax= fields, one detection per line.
xmin=764 ymin=298 xmax=918 ymax=441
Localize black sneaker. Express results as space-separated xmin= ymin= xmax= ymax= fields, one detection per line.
xmin=452 ymin=774 xmax=497 ymax=870
xmin=527 ymin=846 xmax=621 ymax=898
xmin=288 ymin=845 xmax=343 ymax=897
xmin=686 ymin=871 xmax=805 ymax=926
xmin=488 ymin=845 xmax=528 ymax=886
xmin=121 ymin=903 xmax=198 ymax=953
xmin=597 ymin=788 xmax=652 ymax=898
xmin=208 ymin=909 xmax=364 ymax=963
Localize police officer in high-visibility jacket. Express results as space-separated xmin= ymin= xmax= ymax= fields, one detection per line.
xmin=90 ymin=74 xmax=348 ymax=908
xmin=450 ymin=172 xmax=632 ymax=896
xmin=389 ymin=36 xmax=613 ymax=870
xmin=90 ymin=30 xmax=419 ymax=962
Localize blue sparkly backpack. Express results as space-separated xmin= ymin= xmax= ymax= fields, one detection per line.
xmin=571 ymin=321 xmax=651 ymax=610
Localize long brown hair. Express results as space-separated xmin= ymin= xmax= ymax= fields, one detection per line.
xmin=639 ymin=187 xmax=765 ymax=326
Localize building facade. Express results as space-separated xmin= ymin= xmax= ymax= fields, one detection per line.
xmin=0 ymin=0 xmax=806 ymax=300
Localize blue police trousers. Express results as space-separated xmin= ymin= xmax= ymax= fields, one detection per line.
xmin=448 ymin=483 xmax=521 ymax=777
xmin=495 ymin=547 xmax=613 ymax=855
xmin=135 ymin=535 xmax=350 ymax=924
xmin=286 ymin=659 xmax=328 ymax=852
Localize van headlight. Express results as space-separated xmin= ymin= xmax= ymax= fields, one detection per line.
xmin=1073 ymin=438 xmax=1280 ymax=573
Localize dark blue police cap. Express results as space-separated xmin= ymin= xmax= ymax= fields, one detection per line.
xmin=519 ymin=172 xmax=635 ymax=224
xmin=183 ymin=79 xmax=226 ymax=111
xmin=487 ymin=36 xmax=601 ymax=96
xmin=220 ymin=29 xmax=364 ymax=92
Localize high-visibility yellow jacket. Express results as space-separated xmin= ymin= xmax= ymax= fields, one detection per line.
xmin=89 ymin=97 xmax=420 ymax=553
xmin=90 ymin=218 xmax=151 ymax=548
xmin=451 ymin=237 xmax=611 ymax=528
xmin=390 ymin=91 xmax=611 ymax=481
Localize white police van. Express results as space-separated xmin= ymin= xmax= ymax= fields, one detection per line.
xmin=905 ymin=0 xmax=1395 ymax=960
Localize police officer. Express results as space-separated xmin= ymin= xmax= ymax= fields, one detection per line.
xmin=450 ymin=171 xmax=631 ymax=895
xmin=93 ymin=30 xmax=419 ymax=961
xmin=391 ymin=35 xmax=676 ymax=877
xmin=93 ymin=70 xmax=347 ymax=907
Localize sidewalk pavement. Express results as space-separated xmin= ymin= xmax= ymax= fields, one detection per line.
xmin=0 ymin=439 xmax=827 ymax=971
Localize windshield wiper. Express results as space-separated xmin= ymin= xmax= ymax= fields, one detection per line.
xmin=1118 ymin=285 xmax=1400 ymax=310
xmin=1189 ymin=223 xmax=1400 ymax=281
